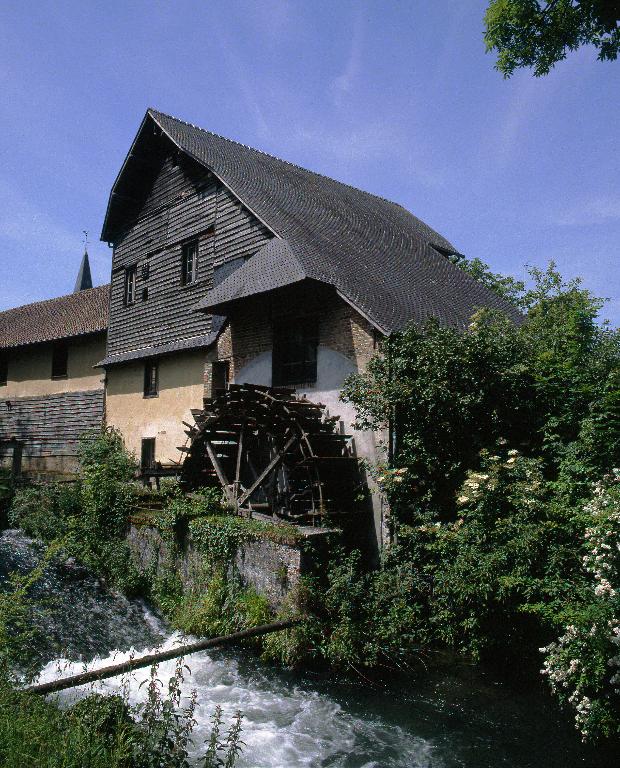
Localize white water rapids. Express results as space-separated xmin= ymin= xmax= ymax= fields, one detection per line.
xmin=36 ymin=626 xmax=436 ymax=768
xmin=1 ymin=530 xmax=614 ymax=768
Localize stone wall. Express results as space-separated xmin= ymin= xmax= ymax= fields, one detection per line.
xmin=127 ymin=521 xmax=334 ymax=610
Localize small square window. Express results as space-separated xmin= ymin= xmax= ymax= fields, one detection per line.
xmin=51 ymin=342 xmax=68 ymax=379
xmin=141 ymin=438 xmax=156 ymax=470
xmin=181 ymin=241 xmax=198 ymax=286
xmin=124 ymin=265 xmax=137 ymax=306
xmin=0 ymin=352 xmax=8 ymax=386
xmin=143 ymin=359 xmax=159 ymax=398
xmin=272 ymin=317 xmax=318 ymax=386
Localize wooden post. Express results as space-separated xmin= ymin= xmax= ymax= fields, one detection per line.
xmin=24 ymin=619 xmax=300 ymax=696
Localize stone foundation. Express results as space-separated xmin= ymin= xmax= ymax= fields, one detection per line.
xmin=127 ymin=520 xmax=334 ymax=610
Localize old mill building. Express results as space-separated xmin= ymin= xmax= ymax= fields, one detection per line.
xmin=0 ymin=109 xmax=520 ymax=547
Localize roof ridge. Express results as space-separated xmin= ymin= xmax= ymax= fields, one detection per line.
xmin=0 ymin=283 xmax=109 ymax=317
xmin=148 ymin=108 xmax=404 ymax=210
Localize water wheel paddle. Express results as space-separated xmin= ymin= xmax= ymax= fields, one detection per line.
xmin=179 ymin=384 xmax=358 ymax=522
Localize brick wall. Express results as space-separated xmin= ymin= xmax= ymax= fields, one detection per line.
xmin=203 ymin=285 xmax=377 ymax=398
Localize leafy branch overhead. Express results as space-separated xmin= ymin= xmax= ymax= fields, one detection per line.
xmin=484 ymin=0 xmax=620 ymax=76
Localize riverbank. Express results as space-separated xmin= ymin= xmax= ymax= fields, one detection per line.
xmin=1 ymin=528 xmax=616 ymax=768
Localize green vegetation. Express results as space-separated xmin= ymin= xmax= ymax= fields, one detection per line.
xmin=9 ymin=428 xmax=148 ymax=595
xmin=484 ymin=0 xmax=619 ymax=77
xmin=147 ymin=491 xmax=289 ymax=641
xmin=336 ymin=261 xmax=620 ymax=740
xmin=0 ymin=667 xmax=243 ymax=768
xmin=2 ymin=430 xmax=244 ymax=766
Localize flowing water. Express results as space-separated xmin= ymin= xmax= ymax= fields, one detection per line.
xmin=0 ymin=530 xmax=614 ymax=768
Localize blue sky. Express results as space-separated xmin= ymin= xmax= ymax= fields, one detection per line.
xmin=1 ymin=1 xmax=618 ymax=323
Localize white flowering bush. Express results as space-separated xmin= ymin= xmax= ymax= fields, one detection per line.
xmin=540 ymin=471 xmax=620 ymax=740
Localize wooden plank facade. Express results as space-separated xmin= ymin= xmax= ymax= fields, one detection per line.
xmin=106 ymin=153 xmax=272 ymax=358
xmin=0 ymin=390 xmax=104 ymax=475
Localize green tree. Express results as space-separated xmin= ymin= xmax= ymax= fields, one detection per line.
xmin=448 ymin=253 xmax=525 ymax=307
xmin=484 ymin=0 xmax=620 ymax=77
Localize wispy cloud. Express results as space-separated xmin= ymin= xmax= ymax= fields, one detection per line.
xmin=0 ymin=177 xmax=77 ymax=254
xmin=551 ymin=196 xmax=620 ymax=226
xmin=330 ymin=3 xmax=366 ymax=107
xmin=210 ymin=14 xmax=270 ymax=138
xmin=0 ymin=177 xmax=110 ymax=308
xmin=283 ymin=119 xmax=446 ymax=190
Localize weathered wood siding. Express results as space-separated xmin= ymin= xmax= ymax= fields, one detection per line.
xmin=107 ymin=154 xmax=273 ymax=357
xmin=0 ymin=389 xmax=104 ymax=460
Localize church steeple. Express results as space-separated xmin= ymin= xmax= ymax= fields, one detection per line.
xmin=74 ymin=232 xmax=93 ymax=292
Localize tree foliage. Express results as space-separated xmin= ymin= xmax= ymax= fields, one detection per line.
xmin=339 ymin=260 xmax=620 ymax=739
xmin=484 ymin=0 xmax=620 ymax=76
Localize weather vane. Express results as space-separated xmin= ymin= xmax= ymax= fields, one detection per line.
xmin=82 ymin=230 xmax=89 ymax=252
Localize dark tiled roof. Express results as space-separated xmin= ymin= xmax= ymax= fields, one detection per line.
xmin=139 ymin=110 xmax=522 ymax=333
xmin=200 ymin=239 xmax=306 ymax=311
xmin=96 ymin=320 xmax=225 ymax=368
xmin=0 ymin=285 xmax=109 ymax=350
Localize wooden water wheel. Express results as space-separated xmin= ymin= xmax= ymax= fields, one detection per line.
xmin=179 ymin=384 xmax=359 ymax=523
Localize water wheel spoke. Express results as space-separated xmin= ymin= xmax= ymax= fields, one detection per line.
xmin=204 ymin=439 xmax=235 ymax=503
xmin=238 ymin=432 xmax=297 ymax=507
xmin=181 ymin=383 xmax=359 ymax=522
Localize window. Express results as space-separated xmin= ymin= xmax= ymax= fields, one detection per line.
xmin=272 ymin=317 xmax=318 ymax=386
xmin=141 ymin=438 xmax=156 ymax=471
xmin=0 ymin=352 xmax=7 ymax=386
xmin=211 ymin=361 xmax=230 ymax=393
xmin=143 ymin=359 xmax=159 ymax=398
xmin=51 ymin=342 xmax=68 ymax=379
xmin=124 ymin=265 xmax=137 ymax=306
xmin=181 ymin=241 xmax=198 ymax=285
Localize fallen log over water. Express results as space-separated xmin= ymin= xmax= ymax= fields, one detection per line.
xmin=25 ymin=619 xmax=300 ymax=696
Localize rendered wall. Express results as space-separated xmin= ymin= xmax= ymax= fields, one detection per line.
xmin=0 ymin=334 xmax=106 ymax=399
xmin=105 ymin=349 xmax=205 ymax=464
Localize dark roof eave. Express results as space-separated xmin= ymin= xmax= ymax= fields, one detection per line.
xmin=96 ymin=322 xmax=226 ymax=368
xmin=1 ymin=327 xmax=107 ymax=352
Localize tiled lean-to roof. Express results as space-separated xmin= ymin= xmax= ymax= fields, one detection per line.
xmin=102 ymin=109 xmax=521 ymax=335
xmin=0 ymin=285 xmax=109 ymax=349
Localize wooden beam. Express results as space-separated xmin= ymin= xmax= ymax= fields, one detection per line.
xmin=238 ymin=433 xmax=296 ymax=507
xmin=204 ymin=439 xmax=234 ymax=503
xmin=24 ymin=620 xmax=300 ymax=696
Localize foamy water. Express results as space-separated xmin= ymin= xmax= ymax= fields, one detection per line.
xmin=3 ymin=530 xmax=614 ymax=768
xmin=36 ymin=634 xmax=438 ymax=768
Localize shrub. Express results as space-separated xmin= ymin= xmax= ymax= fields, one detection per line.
xmin=541 ymin=473 xmax=620 ymax=740
xmin=339 ymin=261 xmax=620 ymax=739
xmin=8 ymin=481 xmax=80 ymax=541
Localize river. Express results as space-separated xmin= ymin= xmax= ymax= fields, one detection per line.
xmin=0 ymin=530 xmax=614 ymax=768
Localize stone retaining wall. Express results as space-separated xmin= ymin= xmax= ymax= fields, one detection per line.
xmin=127 ymin=521 xmax=334 ymax=610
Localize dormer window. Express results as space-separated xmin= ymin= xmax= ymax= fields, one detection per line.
xmin=181 ymin=241 xmax=198 ymax=285
xmin=124 ymin=265 xmax=137 ymax=306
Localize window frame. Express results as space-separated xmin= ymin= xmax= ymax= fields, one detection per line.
xmin=51 ymin=341 xmax=69 ymax=379
xmin=272 ymin=316 xmax=319 ymax=387
xmin=143 ymin=359 xmax=159 ymax=398
xmin=140 ymin=438 xmax=156 ymax=471
xmin=124 ymin=265 xmax=137 ymax=306
xmin=0 ymin=351 xmax=7 ymax=386
xmin=181 ymin=240 xmax=199 ymax=286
